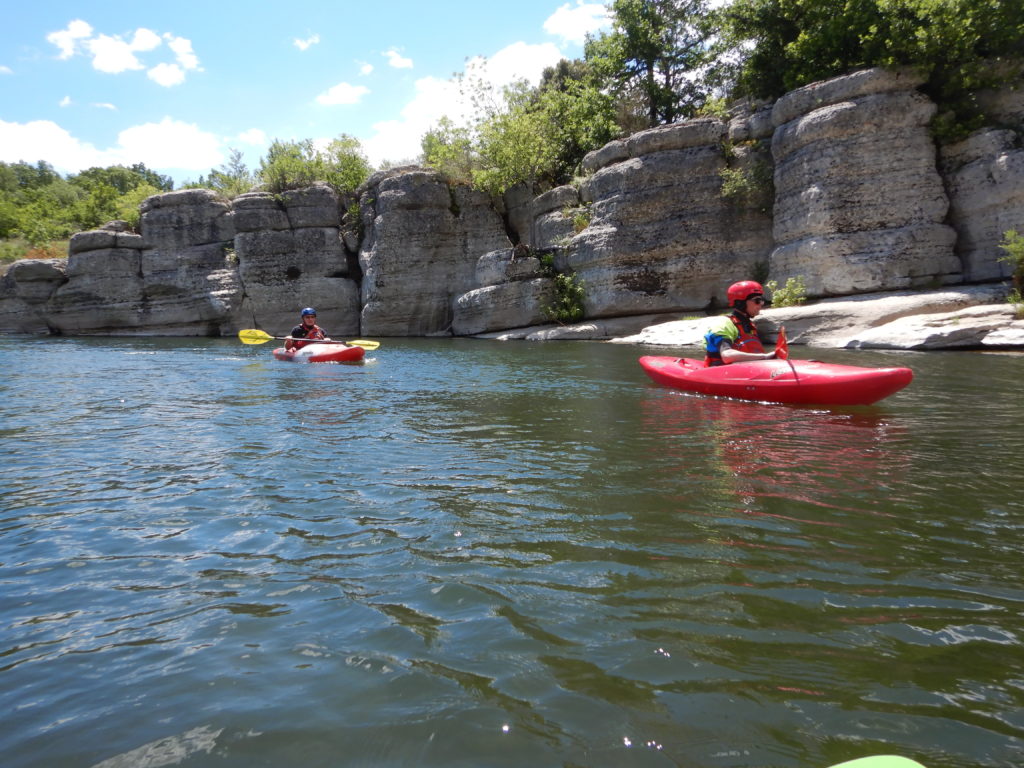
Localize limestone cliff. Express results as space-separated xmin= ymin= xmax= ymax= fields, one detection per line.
xmin=358 ymin=169 xmax=512 ymax=336
xmin=768 ymin=69 xmax=961 ymax=296
xmin=1 ymin=67 xmax=1021 ymax=343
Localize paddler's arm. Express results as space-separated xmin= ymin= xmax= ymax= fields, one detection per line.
xmin=720 ymin=344 xmax=777 ymax=364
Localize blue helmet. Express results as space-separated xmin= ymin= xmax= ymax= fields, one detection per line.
xmin=300 ymin=307 xmax=317 ymax=317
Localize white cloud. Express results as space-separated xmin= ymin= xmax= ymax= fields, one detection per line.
xmin=83 ymin=28 xmax=162 ymax=74
xmin=131 ymin=28 xmax=163 ymax=52
xmin=166 ymin=35 xmax=200 ymax=70
xmin=93 ymin=103 xmax=118 ymax=111
xmin=358 ymin=61 xmax=374 ymax=76
xmin=148 ymin=62 xmax=185 ymax=87
xmin=360 ymin=76 xmax=460 ymax=166
xmin=0 ymin=65 xmax=12 ymax=75
xmin=0 ymin=117 xmax=223 ymax=176
xmin=115 ymin=118 xmax=223 ymax=170
xmin=46 ymin=20 xmax=93 ymax=59
xmin=544 ymin=2 xmax=611 ymax=45
xmin=60 ymin=95 xmax=72 ymax=107
xmin=85 ymin=34 xmax=145 ymax=73
xmin=360 ymin=42 xmax=564 ymax=167
xmin=294 ymin=34 xmax=320 ymax=51
xmin=0 ymin=119 xmax=103 ymax=169
xmin=384 ymin=49 xmax=413 ymax=69
xmin=236 ymin=128 xmax=267 ymax=146
xmin=316 ymin=82 xmax=370 ymax=106
xmin=46 ymin=21 xmax=201 ymax=85
xmin=476 ymin=42 xmax=564 ymax=88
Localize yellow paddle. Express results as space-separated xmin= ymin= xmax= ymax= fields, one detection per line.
xmin=237 ymin=329 xmax=380 ymax=350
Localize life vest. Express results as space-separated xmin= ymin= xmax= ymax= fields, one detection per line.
xmin=290 ymin=324 xmax=325 ymax=350
xmin=704 ymin=313 xmax=764 ymax=367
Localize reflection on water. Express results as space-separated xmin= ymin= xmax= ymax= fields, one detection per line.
xmin=0 ymin=338 xmax=1021 ymax=768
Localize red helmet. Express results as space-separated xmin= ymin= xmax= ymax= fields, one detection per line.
xmin=726 ymin=280 xmax=765 ymax=304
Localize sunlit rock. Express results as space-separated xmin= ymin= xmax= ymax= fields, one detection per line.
xmin=941 ymin=128 xmax=1024 ymax=282
xmin=358 ymin=169 xmax=511 ymax=336
xmin=0 ymin=259 xmax=66 ymax=334
xmin=770 ymin=68 xmax=961 ymax=296
xmin=569 ymin=118 xmax=773 ymax=317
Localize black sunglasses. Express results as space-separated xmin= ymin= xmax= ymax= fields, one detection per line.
xmin=749 ymin=296 xmax=766 ymax=305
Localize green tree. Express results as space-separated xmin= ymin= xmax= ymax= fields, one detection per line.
xmin=128 ymin=162 xmax=173 ymax=192
xmin=472 ymin=82 xmax=561 ymax=195
xmin=421 ymin=116 xmax=477 ymax=184
xmin=1 ymin=160 xmax=172 ymax=255
xmin=10 ymin=160 xmax=62 ymax=191
xmin=70 ymin=182 xmax=121 ymax=230
xmin=536 ymin=60 xmax=619 ymax=178
xmin=258 ymin=139 xmax=325 ymax=193
xmin=200 ymin=148 xmax=256 ymax=198
xmin=433 ymin=56 xmax=618 ymax=195
xmin=718 ymin=0 xmax=1024 ymax=137
xmin=0 ymin=198 xmax=19 ymax=238
xmin=257 ymin=135 xmax=371 ymax=194
xmin=115 ymin=183 xmax=164 ymax=228
xmin=586 ymin=0 xmax=712 ymax=128
xmin=322 ymin=134 xmax=372 ymax=193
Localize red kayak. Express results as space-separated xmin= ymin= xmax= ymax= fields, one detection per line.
xmin=639 ymin=356 xmax=913 ymax=406
xmin=272 ymin=344 xmax=365 ymax=363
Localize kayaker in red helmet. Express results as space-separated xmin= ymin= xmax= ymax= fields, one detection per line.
xmin=285 ymin=307 xmax=331 ymax=351
xmin=703 ymin=281 xmax=778 ymax=367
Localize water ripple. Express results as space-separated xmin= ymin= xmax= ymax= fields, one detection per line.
xmin=1 ymin=339 xmax=1022 ymax=767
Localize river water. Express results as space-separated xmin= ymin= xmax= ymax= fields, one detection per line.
xmin=1 ymin=336 xmax=1022 ymax=768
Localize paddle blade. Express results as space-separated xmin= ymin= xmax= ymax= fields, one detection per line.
xmin=346 ymin=339 xmax=380 ymax=350
xmin=775 ymin=325 xmax=789 ymax=360
xmin=238 ymin=329 xmax=275 ymax=345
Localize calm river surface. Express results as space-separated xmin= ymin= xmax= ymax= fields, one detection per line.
xmin=1 ymin=336 xmax=1022 ymax=768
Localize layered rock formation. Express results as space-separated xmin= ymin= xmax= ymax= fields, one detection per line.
xmin=451 ymin=247 xmax=553 ymax=336
xmin=358 ymin=169 xmax=511 ymax=336
xmin=0 ymin=258 xmax=66 ymax=334
xmin=41 ymin=193 xmax=242 ymax=335
xmin=1 ymin=67 xmax=1021 ymax=345
xmin=769 ymin=69 xmax=961 ymax=297
xmin=232 ymin=184 xmax=359 ymax=336
xmin=941 ymin=129 xmax=1024 ymax=282
xmin=564 ymin=118 xmax=775 ymax=316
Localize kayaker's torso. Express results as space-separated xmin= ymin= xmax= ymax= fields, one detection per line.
xmin=704 ymin=312 xmax=764 ymax=366
xmin=289 ymin=323 xmax=327 ymax=350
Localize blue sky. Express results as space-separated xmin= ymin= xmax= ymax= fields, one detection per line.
xmin=0 ymin=0 xmax=611 ymax=185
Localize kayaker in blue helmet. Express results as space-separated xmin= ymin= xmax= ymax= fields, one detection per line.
xmin=285 ymin=307 xmax=331 ymax=351
xmin=703 ymin=280 xmax=778 ymax=367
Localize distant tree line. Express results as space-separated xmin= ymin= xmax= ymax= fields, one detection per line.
xmin=0 ymin=135 xmax=372 ymax=264
xmin=3 ymin=0 xmax=1020 ymax=265
xmin=0 ymin=161 xmax=173 ymax=262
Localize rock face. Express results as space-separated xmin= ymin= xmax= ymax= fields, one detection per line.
xmin=0 ymin=259 xmax=66 ymax=333
xmin=563 ymin=119 xmax=775 ymax=317
xmin=451 ymin=248 xmax=554 ymax=335
xmin=3 ymin=185 xmax=360 ymax=337
xmin=232 ymin=185 xmax=359 ymax=336
xmin=769 ymin=69 xmax=961 ymax=296
xmin=1 ymin=67 xmax=1021 ymax=346
xmin=44 ymin=193 xmax=243 ymax=335
xmin=358 ymin=169 xmax=511 ymax=336
xmin=941 ymin=128 xmax=1024 ymax=282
